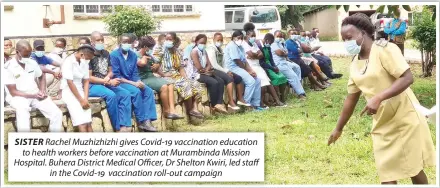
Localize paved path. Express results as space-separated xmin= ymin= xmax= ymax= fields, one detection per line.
xmin=320 ymin=41 xmax=421 ymax=63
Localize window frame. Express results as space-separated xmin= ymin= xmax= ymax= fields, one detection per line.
xmin=150 ymin=4 xmax=194 ymax=14
xmin=73 ymin=5 xmax=115 ymax=15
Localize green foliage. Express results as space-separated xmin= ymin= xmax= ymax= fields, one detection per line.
xmin=409 ymin=7 xmax=436 ymax=52
xmin=277 ymin=5 xmax=331 ymax=28
xmin=337 ymin=5 xmax=413 ymax=18
xmin=103 ymin=6 xmax=160 ymax=37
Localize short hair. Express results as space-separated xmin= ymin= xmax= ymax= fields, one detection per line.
xmin=4 ymin=38 xmax=11 ymax=42
xmin=16 ymin=40 xmax=31 ymax=51
xmin=288 ymin=29 xmax=295 ymax=34
xmin=341 ymin=13 xmax=375 ymax=39
xmin=55 ymin=38 xmax=67 ymax=47
xmin=264 ymin=33 xmax=275 ymax=43
xmin=231 ymin=30 xmax=243 ymax=38
xmin=158 ymin=34 xmax=166 ymax=39
xmin=77 ymin=44 xmax=95 ymax=55
xmin=213 ymin=32 xmax=223 ymax=38
xmin=79 ymin=37 xmax=91 ymax=44
xmin=120 ymin=33 xmax=133 ymax=43
xmin=243 ymin=22 xmax=255 ymax=32
xmin=138 ymin=36 xmax=156 ymax=48
xmin=194 ymin=34 xmax=207 ymax=43
xmin=292 ymin=30 xmax=299 ymax=35
xmin=128 ymin=33 xmax=138 ymax=42
xmin=273 ymin=30 xmax=282 ymax=36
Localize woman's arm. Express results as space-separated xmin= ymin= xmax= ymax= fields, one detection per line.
xmin=205 ymin=52 xmax=213 ymax=71
xmin=179 ymin=67 xmax=188 ymax=78
xmin=83 ymin=79 xmax=90 ymax=100
xmin=275 ymin=49 xmax=287 ymax=57
xmin=362 ymin=69 xmax=413 ymax=115
xmin=335 ymin=92 xmax=362 ymax=131
xmin=190 ymin=49 xmax=204 ymax=71
xmin=67 ymin=80 xmax=84 ymax=103
xmin=233 ymin=59 xmax=246 ymax=69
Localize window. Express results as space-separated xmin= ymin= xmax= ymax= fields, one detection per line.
xmin=151 ymin=5 xmax=193 ymax=13
xmin=73 ymin=5 xmax=114 ymax=14
xmin=225 ymin=11 xmax=233 ymax=23
xmin=249 ymin=8 xmax=279 ymax=23
xmin=234 ymin=11 xmax=245 ymax=23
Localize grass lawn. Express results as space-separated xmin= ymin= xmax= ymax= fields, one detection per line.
xmin=4 ymin=57 xmax=437 ymax=185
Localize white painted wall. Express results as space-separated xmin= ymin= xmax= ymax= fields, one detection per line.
xmin=2 ymin=4 xmax=225 ymax=37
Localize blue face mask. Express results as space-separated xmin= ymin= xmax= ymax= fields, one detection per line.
xmin=264 ymin=43 xmax=271 ymax=47
xmin=249 ymin=37 xmax=256 ymax=44
xmin=148 ymin=49 xmax=153 ymax=55
xmin=275 ymin=38 xmax=281 ymax=43
xmin=344 ymin=35 xmax=364 ymax=55
xmin=94 ymin=43 xmax=105 ymax=51
xmin=121 ymin=44 xmax=131 ymax=51
xmin=197 ymin=44 xmax=206 ymax=51
xmin=164 ymin=41 xmax=174 ymax=49
xmin=35 ymin=51 xmax=45 ymax=58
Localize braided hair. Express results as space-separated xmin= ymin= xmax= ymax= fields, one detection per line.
xmin=341 ymin=13 xmax=375 ymax=39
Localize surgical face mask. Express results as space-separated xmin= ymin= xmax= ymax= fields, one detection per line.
xmin=197 ymin=44 xmax=206 ymax=51
xmin=248 ymin=37 xmax=256 ymax=44
xmin=234 ymin=40 xmax=243 ymax=46
xmin=275 ymin=38 xmax=282 ymax=43
xmin=35 ymin=51 xmax=45 ymax=58
xmin=264 ymin=43 xmax=271 ymax=47
xmin=164 ymin=40 xmax=174 ymax=49
xmin=121 ymin=43 xmax=131 ymax=51
xmin=344 ymin=35 xmax=364 ymax=55
xmin=290 ymin=35 xmax=296 ymax=40
xmin=80 ymin=58 xmax=90 ymax=64
xmin=215 ymin=42 xmax=223 ymax=48
xmin=53 ymin=47 xmax=63 ymax=54
xmin=18 ymin=52 xmax=31 ymax=64
xmin=4 ymin=47 xmax=14 ymax=56
xmin=94 ymin=43 xmax=105 ymax=51
xmin=148 ymin=49 xmax=153 ymax=55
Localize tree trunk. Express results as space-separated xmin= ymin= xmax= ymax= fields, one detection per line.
xmin=287 ymin=5 xmax=303 ymax=31
xmin=420 ymin=48 xmax=425 ymax=77
xmin=426 ymin=51 xmax=434 ymax=77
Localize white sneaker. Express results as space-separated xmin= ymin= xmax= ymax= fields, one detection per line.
xmin=237 ymin=101 xmax=251 ymax=107
xmin=228 ymin=105 xmax=240 ymax=110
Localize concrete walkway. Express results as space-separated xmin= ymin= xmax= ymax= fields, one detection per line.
xmin=320 ymin=41 xmax=422 ymax=63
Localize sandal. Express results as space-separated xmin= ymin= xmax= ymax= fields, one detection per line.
xmin=189 ymin=111 xmax=204 ymax=119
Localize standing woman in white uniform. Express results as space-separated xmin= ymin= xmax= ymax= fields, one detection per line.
xmin=61 ymin=44 xmax=95 ymax=132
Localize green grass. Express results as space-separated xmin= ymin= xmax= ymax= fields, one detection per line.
xmin=4 ymin=57 xmax=436 ymax=185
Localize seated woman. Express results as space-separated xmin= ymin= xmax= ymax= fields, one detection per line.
xmin=255 ymin=39 xmax=289 ymax=104
xmin=154 ymin=32 xmax=205 ymax=120
xmin=309 ymin=30 xmax=343 ymax=79
xmin=206 ymin=33 xmax=248 ymax=108
xmin=299 ymin=33 xmax=331 ymax=87
xmin=61 ymin=44 xmax=94 ymax=132
xmin=224 ymin=30 xmax=264 ymax=111
xmin=137 ymin=36 xmax=184 ymax=120
xmin=285 ymin=30 xmax=329 ymax=90
xmin=188 ymin=34 xmax=237 ymax=113
xmin=267 ymin=33 xmax=306 ymax=100
xmin=242 ymin=29 xmax=286 ymax=108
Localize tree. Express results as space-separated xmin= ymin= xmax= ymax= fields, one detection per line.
xmin=103 ymin=6 xmax=160 ymax=38
xmin=409 ymin=6 xmax=436 ymax=77
xmin=335 ymin=5 xmax=423 ymax=19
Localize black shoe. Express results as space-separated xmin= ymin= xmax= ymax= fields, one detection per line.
xmin=331 ymin=73 xmax=343 ymax=79
xmin=189 ymin=111 xmax=204 ymax=119
xmin=138 ymin=121 xmax=157 ymax=132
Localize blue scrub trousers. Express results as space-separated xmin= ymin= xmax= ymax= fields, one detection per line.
xmin=119 ymin=83 xmax=157 ymax=123
xmin=229 ymin=67 xmax=261 ymax=107
xmin=89 ymin=84 xmax=132 ymax=131
xmin=278 ymin=62 xmax=305 ymax=95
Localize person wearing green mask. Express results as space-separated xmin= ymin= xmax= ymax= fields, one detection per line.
xmin=137 ymin=36 xmax=184 ymax=120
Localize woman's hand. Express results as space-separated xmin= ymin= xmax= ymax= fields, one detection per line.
xmin=248 ymin=70 xmax=257 ymax=77
xmin=227 ymin=71 xmax=234 ymax=77
xmin=80 ymin=99 xmax=90 ymax=110
xmin=361 ymin=95 xmax=382 ymax=116
xmin=327 ymin=129 xmax=342 ymax=146
xmin=274 ymin=67 xmax=280 ymax=73
xmin=151 ymin=63 xmax=160 ymax=72
xmin=109 ymin=78 xmax=121 ymax=86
